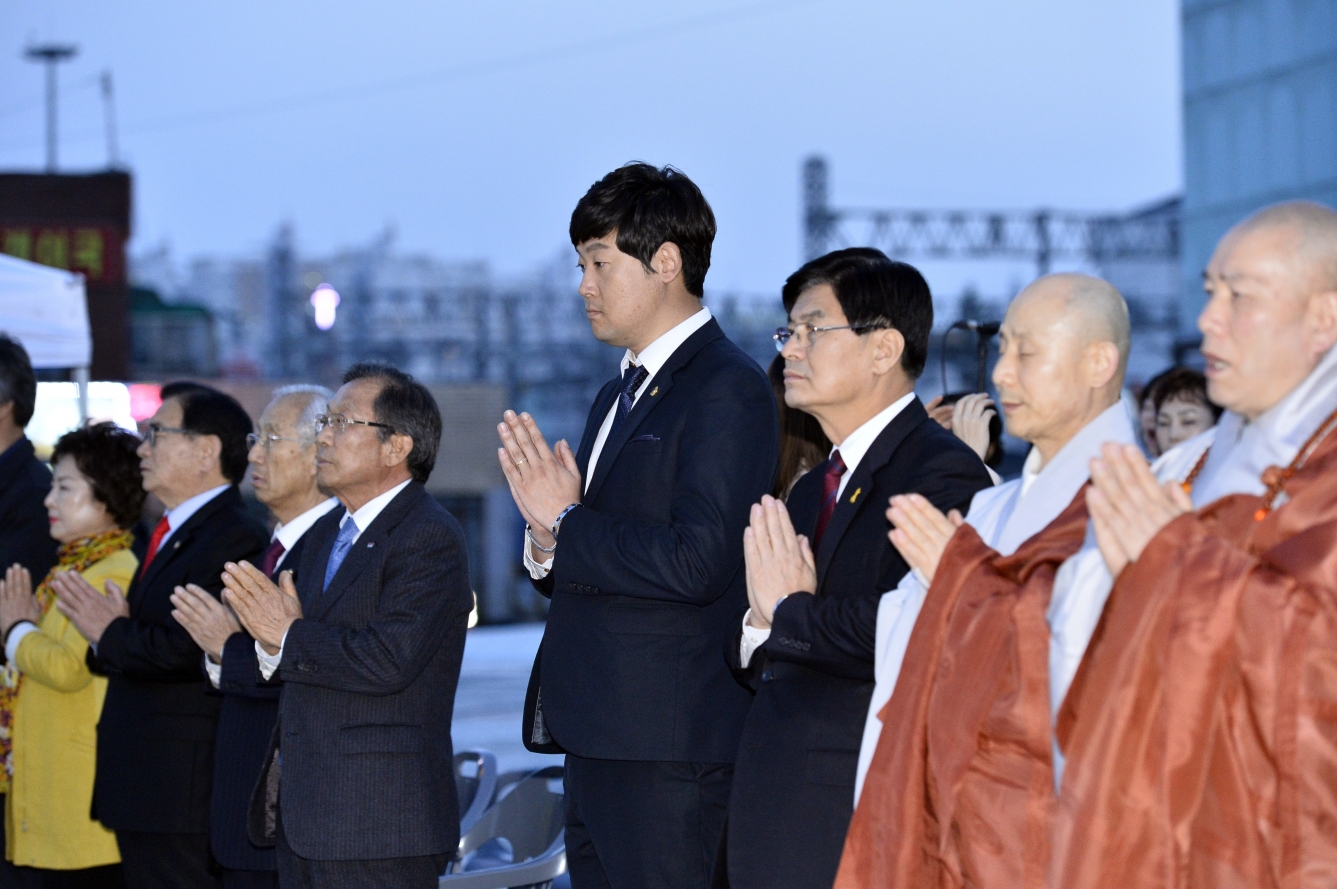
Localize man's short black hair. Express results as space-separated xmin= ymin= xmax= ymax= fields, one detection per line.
xmin=51 ymin=422 xmax=148 ymax=529
xmin=569 ymin=162 xmax=717 ymax=297
xmin=0 ymin=334 xmax=37 ymax=427
xmin=162 ymin=382 xmax=254 ymax=484
xmin=342 ymin=363 xmax=441 ymax=484
xmin=781 ymin=247 xmax=933 ymax=380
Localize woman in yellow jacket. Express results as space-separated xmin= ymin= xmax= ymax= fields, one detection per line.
xmin=0 ymin=422 xmax=145 ymax=888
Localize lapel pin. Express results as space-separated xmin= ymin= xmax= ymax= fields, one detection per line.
xmin=850 ymin=487 xmax=862 ymax=504
xmin=650 ymin=386 xmax=659 ymax=397
xmin=367 ymin=541 xmax=374 ymax=548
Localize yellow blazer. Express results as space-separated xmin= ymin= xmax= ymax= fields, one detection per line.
xmin=6 ymin=548 xmax=137 ymax=870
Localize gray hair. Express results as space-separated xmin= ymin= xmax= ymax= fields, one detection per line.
xmin=269 ymin=384 xmax=332 ymax=443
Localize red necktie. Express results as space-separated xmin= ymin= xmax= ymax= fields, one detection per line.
xmin=812 ymin=449 xmax=847 ymax=549
xmin=140 ymin=515 xmax=171 ymax=572
xmin=260 ymin=538 xmax=286 ymax=578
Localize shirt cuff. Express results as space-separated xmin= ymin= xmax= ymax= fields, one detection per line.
xmin=5 ymin=622 xmax=38 ymax=665
xmin=739 ymin=610 xmax=772 ymax=668
xmin=204 ymin=652 xmax=222 ymax=689
xmin=256 ymin=628 xmax=288 ymax=680
xmin=522 ymin=528 xmax=554 ymax=580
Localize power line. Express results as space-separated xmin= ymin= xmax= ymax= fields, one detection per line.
xmin=0 ymin=0 xmax=823 ymax=154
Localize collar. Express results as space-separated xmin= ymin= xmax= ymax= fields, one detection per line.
xmin=340 ymin=479 xmax=412 ymax=539
xmin=273 ymin=497 xmax=340 ymax=550
xmin=620 ymin=307 xmax=713 ymax=383
xmin=831 ymin=391 xmax=917 ymax=476
xmin=162 ymin=484 xmax=232 ymax=544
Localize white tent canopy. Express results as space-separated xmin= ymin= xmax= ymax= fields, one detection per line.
xmin=0 ymin=252 xmax=91 ymax=370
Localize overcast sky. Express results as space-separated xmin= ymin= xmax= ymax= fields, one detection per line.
xmin=0 ymin=0 xmax=1181 ymax=298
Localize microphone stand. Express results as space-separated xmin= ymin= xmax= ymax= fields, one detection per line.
xmin=940 ymin=320 xmax=1001 ymax=395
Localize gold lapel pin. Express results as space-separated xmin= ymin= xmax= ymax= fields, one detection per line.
xmin=650 ymin=386 xmax=659 ymax=396
xmin=849 ymin=487 xmax=862 ymax=503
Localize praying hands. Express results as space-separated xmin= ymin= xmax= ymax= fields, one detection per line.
xmin=886 ymin=493 xmax=965 ymax=584
xmin=497 ymin=410 xmax=583 ymax=550
xmin=52 ymin=570 xmax=130 ymax=646
xmin=170 ymin=583 xmax=241 ymax=662
xmin=221 ymin=561 xmax=302 ymax=655
xmin=1087 ymin=442 xmax=1193 ymax=576
xmin=743 ymin=495 xmax=816 ymax=630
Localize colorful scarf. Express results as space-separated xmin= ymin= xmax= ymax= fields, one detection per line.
xmin=0 ymin=528 xmax=134 ymax=786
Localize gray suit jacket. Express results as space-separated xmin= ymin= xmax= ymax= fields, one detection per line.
xmin=249 ymin=482 xmax=473 ymax=861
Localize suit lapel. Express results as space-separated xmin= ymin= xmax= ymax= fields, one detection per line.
xmin=133 ymin=487 xmax=240 ymax=598
xmin=308 ymin=484 xmax=423 ymax=621
xmin=583 ymin=319 xmax=725 ymax=504
xmin=815 ymin=399 xmax=928 ymax=582
xmin=297 ymin=510 xmax=342 ymax=613
xmin=577 ymin=380 xmax=619 ymax=480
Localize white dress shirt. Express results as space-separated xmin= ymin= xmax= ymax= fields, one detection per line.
xmin=853 ymin=399 xmax=1137 ymax=803
xmin=523 ymin=306 xmax=714 ymax=580
xmin=738 ymin=391 xmax=918 ymax=668
xmin=203 ymin=497 xmax=339 ymax=688
xmin=256 ymin=480 xmax=411 ymax=679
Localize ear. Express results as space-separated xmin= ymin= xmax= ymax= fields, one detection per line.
xmin=869 ymin=327 xmax=906 ymax=376
xmin=196 ymin=434 xmax=223 ymax=474
xmin=1082 ymin=341 xmax=1121 ymax=391
xmin=382 ymin=432 xmax=415 ymax=469
xmin=1305 ymin=289 xmax=1337 ymax=355
xmin=652 ymin=242 xmax=684 ymax=286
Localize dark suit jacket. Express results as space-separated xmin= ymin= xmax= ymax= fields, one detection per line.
xmin=209 ymin=531 xmax=311 ymax=872
xmin=89 ymin=485 xmax=269 ymax=833
xmin=250 ymin=482 xmax=472 ymax=861
xmin=522 ymin=318 xmax=779 ymax=763
xmin=0 ymin=437 xmax=57 ymax=582
xmin=725 ymin=398 xmax=993 ymax=889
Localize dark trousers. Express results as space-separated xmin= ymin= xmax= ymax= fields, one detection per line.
xmin=220 ymin=870 xmax=277 ymax=889
xmin=115 ymin=831 xmax=220 ymax=889
xmin=274 ymin=814 xmax=444 ymax=889
xmin=563 ymin=755 xmax=732 ymax=889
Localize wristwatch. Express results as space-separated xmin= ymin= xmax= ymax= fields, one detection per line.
xmin=552 ymin=503 xmax=581 ymax=538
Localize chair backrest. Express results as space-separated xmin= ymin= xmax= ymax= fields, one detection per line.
xmin=454 ymin=749 xmax=499 ymax=836
xmin=456 ymin=766 xmax=565 ymax=866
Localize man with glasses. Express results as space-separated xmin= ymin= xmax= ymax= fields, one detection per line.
xmin=721 ymin=248 xmax=992 ymax=889
xmin=171 ymin=385 xmax=337 ymax=889
xmin=57 ymin=382 xmax=269 ymax=889
xmin=222 ymin=363 xmax=472 ymax=889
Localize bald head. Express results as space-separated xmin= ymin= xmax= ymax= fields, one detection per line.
xmin=993 ymin=274 xmax=1129 ymax=464
xmin=1230 ymin=200 xmax=1337 ymax=292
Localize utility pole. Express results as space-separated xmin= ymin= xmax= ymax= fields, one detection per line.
xmin=100 ymin=70 xmax=120 ymax=168
xmin=24 ymin=44 xmax=79 ymax=173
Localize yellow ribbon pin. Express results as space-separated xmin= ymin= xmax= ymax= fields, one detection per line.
xmin=849 ymin=487 xmax=862 ymax=503
xmin=650 ymin=386 xmax=659 ymax=396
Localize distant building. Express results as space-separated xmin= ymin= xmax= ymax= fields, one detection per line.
xmin=128 ymin=287 xmax=217 ymax=378
xmin=1181 ymin=0 xmax=1337 ymax=333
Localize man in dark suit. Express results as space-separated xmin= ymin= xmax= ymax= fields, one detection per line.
xmin=497 ymin=163 xmax=779 ymax=889
xmin=0 ymin=333 xmax=58 ymax=582
xmin=722 ymin=249 xmax=994 ymax=889
xmin=171 ymin=385 xmax=338 ymax=889
xmin=57 ymin=382 xmax=270 ymax=889
xmin=224 ymin=363 xmax=472 ymax=889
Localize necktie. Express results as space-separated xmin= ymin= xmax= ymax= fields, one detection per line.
xmin=812 ymin=449 xmax=847 ymax=550
xmin=322 ymin=518 xmax=359 ymax=593
xmin=140 ymin=515 xmax=171 ymax=573
xmin=260 ymin=538 xmax=286 ymax=578
xmin=608 ymin=363 xmax=650 ymax=440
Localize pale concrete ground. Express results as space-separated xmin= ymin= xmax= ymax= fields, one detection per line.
xmin=451 ymin=622 xmax=565 ymax=775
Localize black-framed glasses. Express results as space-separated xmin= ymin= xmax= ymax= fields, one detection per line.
xmin=314 ymin=413 xmax=394 ymax=435
xmin=773 ymin=322 xmax=886 ymax=352
xmin=246 ymin=432 xmax=308 ymax=451
xmin=143 ymin=423 xmax=193 ymax=446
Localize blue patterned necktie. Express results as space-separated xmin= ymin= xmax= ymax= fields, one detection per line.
xmin=323 ymin=516 xmax=359 ymax=593
xmin=609 ymin=363 xmax=650 ymax=439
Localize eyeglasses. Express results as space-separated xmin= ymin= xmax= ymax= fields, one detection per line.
xmin=143 ymin=423 xmax=193 ymax=447
xmin=246 ymin=432 xmax=308 ymax=451
xmin=773 ymin=322 xmax=887 ymax=352
xmin=314 ymin=413 xmax=395 ymax=435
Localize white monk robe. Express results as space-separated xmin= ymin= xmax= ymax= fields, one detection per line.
xmin=1047 ymin=342 xmax=1337 ymax=786
xmin=854 ymin=399 xmax=1137 ymax=801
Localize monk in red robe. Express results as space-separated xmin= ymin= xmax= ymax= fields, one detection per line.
xmin=1054 ymin=205 xmax=1337 ymax=887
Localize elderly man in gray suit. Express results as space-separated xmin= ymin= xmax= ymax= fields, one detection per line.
xmin=224 ymin=363 xmax=473 ymax=889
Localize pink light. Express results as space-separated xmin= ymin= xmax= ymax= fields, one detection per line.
xmin=128 ymin=383 xmax=162 ymax=422
xmin=310 ymin=284 xmax=340 ymax=330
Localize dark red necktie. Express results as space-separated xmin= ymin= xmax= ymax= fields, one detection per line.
xmin=812 ymin=449 xmax=847 ymax=549
xmin=140 ymin=515 xmax=171 ymax=572
xmin=260 ymin=538 xmax=286 ymax=578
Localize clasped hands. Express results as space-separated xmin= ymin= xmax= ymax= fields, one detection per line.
xmin=743 ymin=496 xmax=816 ymax=630
xmin=0 ymin=564 xmax=42 ymax=637
xmin=497 ymin=410 xmax=582 ymax=551
xmin=45 ymin=569 xmax=129 ymax=646
xmin=887 ymin=494 xmax=964 ymax=585
xmin=1087 ymin=442 xmax=1192 ymax=576
xmin=218 ymin=562 xmax=303 ymax=656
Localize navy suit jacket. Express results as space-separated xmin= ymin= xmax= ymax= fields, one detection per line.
xmin=725 ymin=398 xmax=993 ymax=889
xmin=209 ymin=530 xmax=311 ymax=872
xmin=522 ymin=317 xmax=779 ymax=763
xmin=89 ymin=485 xmax=269 ymax=833
xmin=250 ymin=482 xmax=473 ymax=861
xmin=0 ymin=437 xmax=57 ymax=583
